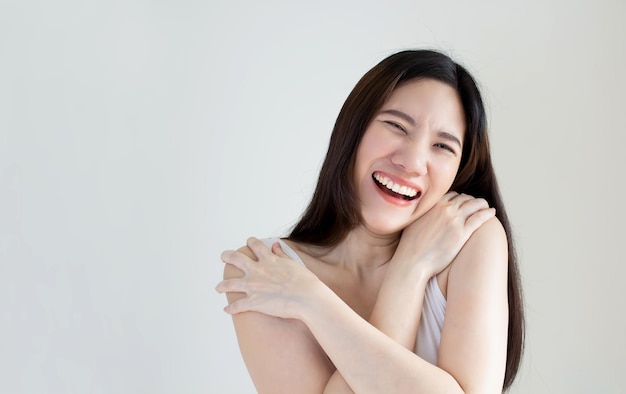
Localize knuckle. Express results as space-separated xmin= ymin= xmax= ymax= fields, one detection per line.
xmin=444 ymin=204 xmax=457 ymax=216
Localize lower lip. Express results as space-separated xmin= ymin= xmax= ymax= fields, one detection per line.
xmin=373 ymin=180 xmax=416 ymax=207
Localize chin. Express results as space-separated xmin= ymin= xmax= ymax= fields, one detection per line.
xmin=361 ymin=218 xmax=407 ymax=236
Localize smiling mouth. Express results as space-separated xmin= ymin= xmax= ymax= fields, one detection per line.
xmin=372 ymin=173 xmax=421 ymax=201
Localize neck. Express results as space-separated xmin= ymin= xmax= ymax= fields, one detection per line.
xmin=317 ymin=225 xmax=400 ymax=277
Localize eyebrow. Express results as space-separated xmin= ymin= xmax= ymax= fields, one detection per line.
xmin=379 ymin=109 xmax=462 ymax=148
xmin=380 ymin=109 xmax=416 ymax=126
xmin=437 ymin=131 xmax=462 ymax=148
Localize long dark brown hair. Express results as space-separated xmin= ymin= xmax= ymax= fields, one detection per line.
xmin=288 ymin=50 xmax=524 ymax=391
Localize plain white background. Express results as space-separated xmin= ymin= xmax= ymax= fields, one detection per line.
xmin=1 ymin=0 xmax=625 ymax=392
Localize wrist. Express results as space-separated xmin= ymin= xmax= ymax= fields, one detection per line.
xmin=298 ymin=281 xmax=349 ymax=330
xmin=387 ymin=256 xmax=433 ymax=283
xmin=297 ymin=279 xmax=337 ymax=324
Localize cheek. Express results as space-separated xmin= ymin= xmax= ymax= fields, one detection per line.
xmin=358 ymin=133 xmax=398 ymax=167
xmin=354 ymin=134 xmax=382 ymax=175
xmin=431 ymin=159 xmax=462 ymax=191
xmin=357 ymin=134 xmax=379 ymax=160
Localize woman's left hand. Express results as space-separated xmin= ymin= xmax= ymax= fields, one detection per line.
xmin=216 ymin=237 xmax=323 ymax=320
xmin=389 ymin=192 xmax=496 ymax=278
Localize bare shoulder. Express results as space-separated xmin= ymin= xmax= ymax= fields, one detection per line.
xmin=221 ymin=244 xmax=334 ymax=393
xmin=453 ymin=216 xmax=507 ymax=272
xmin=467 ymin=216 xmax=507 ymax=247
xmin=437 ymin=217 xmax=507 ymax=297
xmin=444 ymin=217 xmax=508 ymax=294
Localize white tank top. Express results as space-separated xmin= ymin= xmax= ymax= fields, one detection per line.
xmin=261 ymin=237 xmax=446 ymax=365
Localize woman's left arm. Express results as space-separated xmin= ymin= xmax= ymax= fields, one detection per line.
xmin=437 ymin=217 xmax=509 ymax=392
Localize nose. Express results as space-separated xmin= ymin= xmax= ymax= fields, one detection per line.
xmin=390 ymin=140 xmax=428 ymax=176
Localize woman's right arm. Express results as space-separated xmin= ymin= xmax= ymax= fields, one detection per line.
xmin=223 ymin=246 xmax=335 ymax=394
xmin=224 ymin=243 xmax=432 ymax=394
xmin=221 ymin=241 xmax=460 ymax=394
xmin=220 ymin=194 xmax=497 ymax=393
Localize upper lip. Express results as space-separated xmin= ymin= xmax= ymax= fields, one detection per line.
xmin=372 ymin=171 xmax=423 ymax=195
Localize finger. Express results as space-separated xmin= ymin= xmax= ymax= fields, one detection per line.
xmin=247 ymin=236 xmax=272 ymax=259
xmin=465 ymin=207 xmax=496 ymax=233
xmin=449 ymin=193 xmax=474 ymax=207
xmin=221 ymin=250 xmax=251 ymax=272
xmin=223 ymin=297 xmax=254 ymax=315
xmin=272 ymin=241 xmax=287 ymax=257
xmin=215 ymin=278 xmax=248 ymax=294
xmin=458 ymin=197 xmax=490 ymax=215
xmin=443 ymin=191 xmax=459 ymax=201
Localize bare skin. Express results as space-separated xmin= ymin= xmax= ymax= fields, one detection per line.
xmin=216 ymin=79 xmax=509 ymax=393
xmin=217 ymin=197 xmax=507 ymax=393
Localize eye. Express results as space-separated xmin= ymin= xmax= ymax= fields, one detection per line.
xmin=383 ymin=120 xmax=407 ymax=134
xmin=434 ymin=142 xmax=456 ymax=155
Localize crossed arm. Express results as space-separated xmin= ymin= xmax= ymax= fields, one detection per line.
xmin=218 ymin=215 xmax=509 ymax=393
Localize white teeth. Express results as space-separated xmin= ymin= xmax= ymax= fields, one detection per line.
xmin=373 ymin=173 xmax=418 ymax=198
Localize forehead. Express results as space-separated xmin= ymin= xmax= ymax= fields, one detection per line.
xmin=381 ymin=78 xmax=466 ymax=139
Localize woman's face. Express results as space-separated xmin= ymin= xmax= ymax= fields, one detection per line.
xmin=353 ymin=78 xmax=466 ymax=235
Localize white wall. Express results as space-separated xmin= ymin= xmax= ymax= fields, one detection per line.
xmin=1 ymin=0 xmax=624 ymax=392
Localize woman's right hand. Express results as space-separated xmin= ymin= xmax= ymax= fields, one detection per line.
xmin=216 ymin=237 xmax=325 ymax=320
xmin=390 ymin=191 xmax=496 ymax=278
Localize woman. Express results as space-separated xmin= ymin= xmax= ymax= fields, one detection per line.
xmin=216 ymin=50 xmax=524 ymax=393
